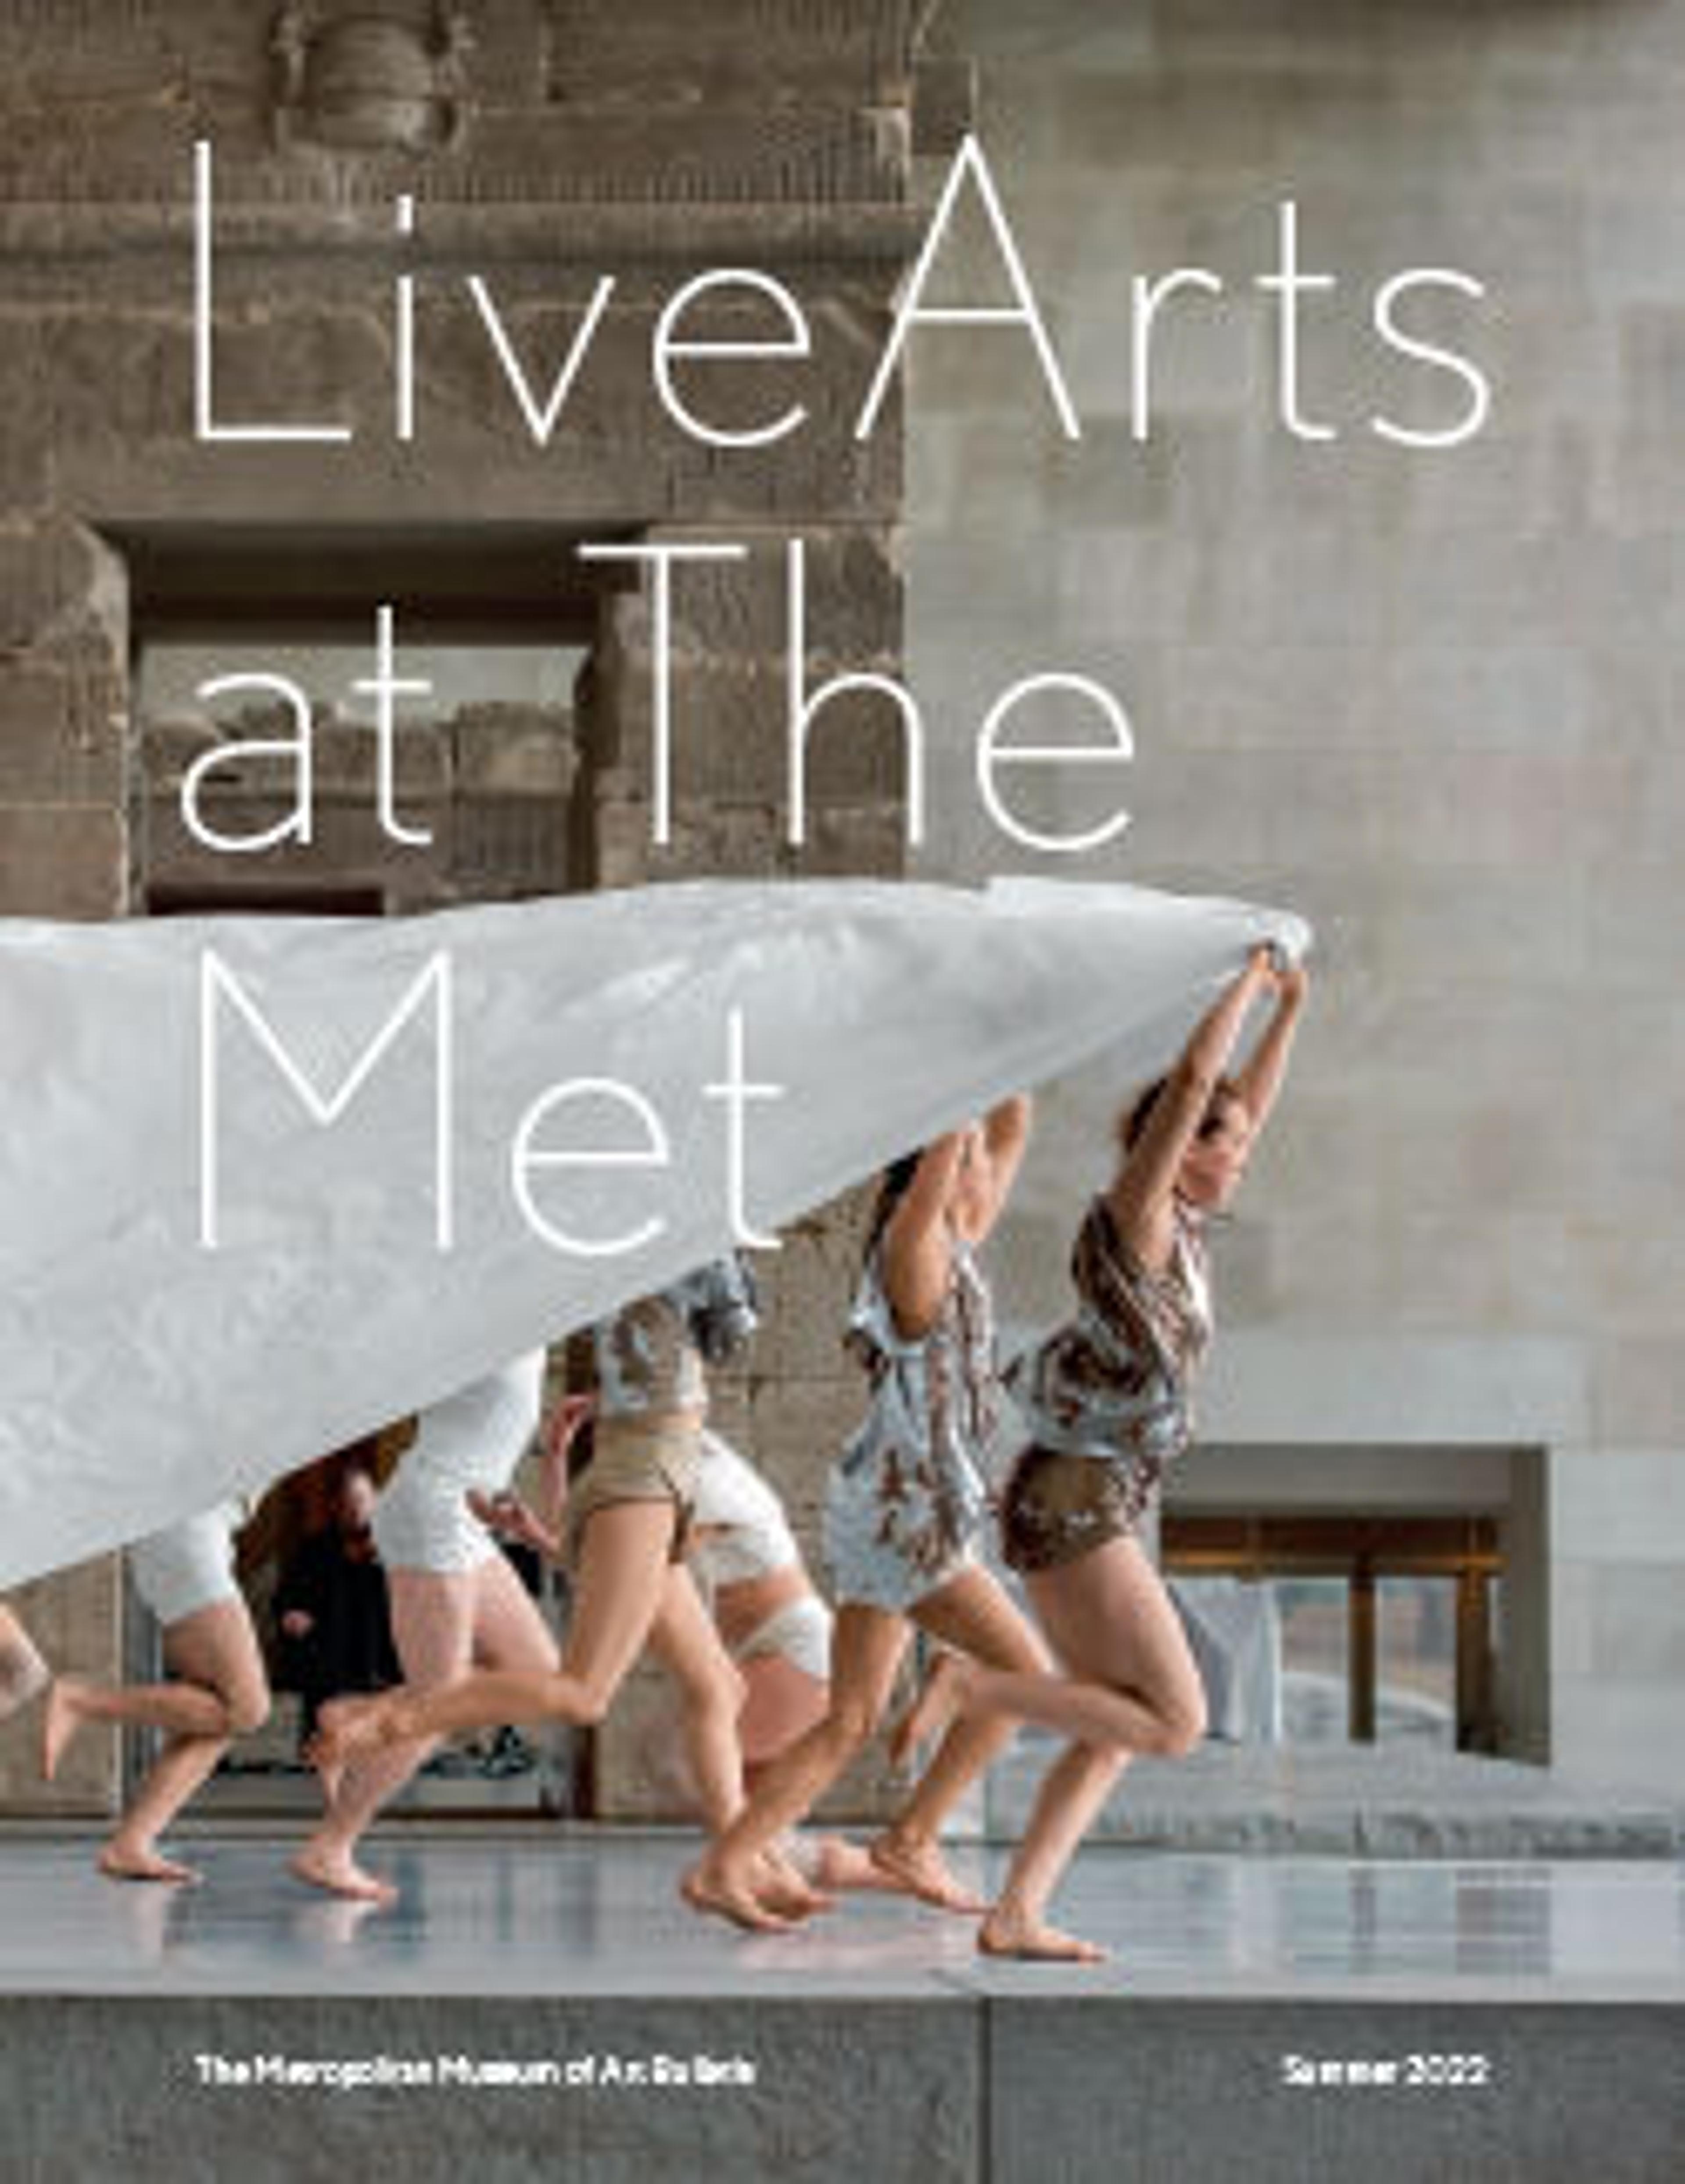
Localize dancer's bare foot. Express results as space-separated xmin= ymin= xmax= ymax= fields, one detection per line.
xmin=868 ymin=1830 xmax=989 ymax=1913
xmin=39 ymin=1677 xmax=88 ymax=1782
xmin=680 ymin=1858 xmax=796 ymax=1935
xmin=978 ymin=1907 xmax=1106 ymax=1963
xmin=888 ymin=1651 xmax=974 ymax=1768
xmin=800 ymin=1835 xmax=904 ymax=1894
xmin=755 ymin=1844 xmax=835 ymax=1921
xmin=290 ymin=1843 xmax=398 ymax=1906
xmin=98 ymin=1841 xmax=202 ymax=1887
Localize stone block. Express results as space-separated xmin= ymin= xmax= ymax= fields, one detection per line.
xmin=450 ymin=706 xmax=577 ymax=796
xmin=989 ymin=1996 xmax=1684 ymax=2184
xmin=752 ymin=1209 xmax=872 ymax=1381
xmin=0 ymin=804 xmax=127 ymax=916
xmin=0 ymin=1556 xmax=121 ymax=1816
xmin=448 ymin=794 xmax=570 ymax=893
xmin=3 ymin=1993 xmax=982 ymax=2180
xmin=1552 ymin=1449 xmax=1685 ymax=1564
xmin=1591 ymin=1339 xmax=1685 ymax=1446
xmin=0 ymin=665 xmax=125 ymax=801
xmin=1587 ymin=1563 xmax=1685 ymax=1678
xmin=602 ymin=660 xmax=921 ymax=811
xmin=793 ymin=803 xmax=911 ymax=876
xmin=602 ymin=527 xmax=903 ymax=663
xmin=0 ymin=514 xmax=127 ymax=657
xmin=1550 ymin=1675 xmax=1685 ymax=1794
xmin=141 ymin=788 xmax=450 ymax=900
xmin=1201 ymin=1330 xmax=1588 ymax=1447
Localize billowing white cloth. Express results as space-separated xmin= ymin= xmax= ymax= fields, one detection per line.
xmin=0 ymin=878 xmax=1307 ymax=1588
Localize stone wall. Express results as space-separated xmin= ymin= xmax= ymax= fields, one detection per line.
xmin=0 ymin=0 xmax=947 ymax=1818
xmin=909 ymin=1 xmax=1685 ymax=1792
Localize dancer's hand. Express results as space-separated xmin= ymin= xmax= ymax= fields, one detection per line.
xmin=1276 ymin=958 xmax=1309 ymax=1008
xmin=541 ymin=1392 xmax=595 ymax=1462
xmin=466 ymin=1487 xmax=559 ymax=1560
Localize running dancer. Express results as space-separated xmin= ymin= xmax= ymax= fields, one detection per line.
xmin=41 ymin=1500 xmax=266 ymax=1883
xmin=683 ymin=1097 xmax=1056 ymax=1932
xmin=899 ymin=948 xmax=1309 ymax=1958
xmin=290 ymin=1350 xmax=555 ymax=1901
xmin=311 ymin=1260 xmax=817 ymax=1924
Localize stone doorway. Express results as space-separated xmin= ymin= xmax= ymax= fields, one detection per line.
xmin=0 ymin=0 xmax=945 ymax=1823
xmin=121 ymin=524 xmax=591 ymax=1817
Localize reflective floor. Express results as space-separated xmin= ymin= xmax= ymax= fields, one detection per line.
xmin=2 ymin=1832 xmax=1682 ymax=2001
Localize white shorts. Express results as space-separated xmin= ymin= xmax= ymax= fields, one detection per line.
xmin=128 ymin=1502 xmax=245 ymax=1628
xmin=735 ymin=1594 xmax=832 ymax=1683
xmin=373 ymin=1351 xmax=546 ymax=1575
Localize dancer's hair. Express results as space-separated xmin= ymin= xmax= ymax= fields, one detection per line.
xmin=1119 ymin=1073 xmax=1245 ymax=1155
xmin=865 ymin=1150 xmax=924 ymax=1256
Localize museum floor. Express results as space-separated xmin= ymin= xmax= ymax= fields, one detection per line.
xmin=0 ymin=1829 xmax=1680 ymax=2002
xmin=2 ymin=1831 xmax=1680 ymax=2181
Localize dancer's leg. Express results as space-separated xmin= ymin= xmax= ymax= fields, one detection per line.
xmin=868 ymin=1567 xmax=1051 ymax=1912
xmin=293 ymin=1566 xmax=475 ymax=1901
xmin=729 ymin=1660 xmax=908 ymax=1904
xmin=737 ymin=1656 xmax=829 ymax=1772
xmin=896 ymin=1539 xmax=1207 ymax=1757
xmin=979 ymin=1538 xmax=1204 ymax=1961
xmin=470 ymin=1550 xmax=563 ymax=1680
xmin=641 ymin=1567 xmax=747 ymax=1836
xmin=41 ymin=1655 xmax=236 ymax=1776
xmin=0 ymin=1605 xmax=47 ymax=1724
xmin=683 ymin=1604 xmax=907 ymax=1930
xmin=314 ymin=1501 xmax=680 ymax=1758
xmin=97 ymin=1600 xmax=269 ymax=1885
xmin=979 ymin=1742 xmax=1128 ymax=1962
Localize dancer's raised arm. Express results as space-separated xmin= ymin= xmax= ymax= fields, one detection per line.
xmin=534 ymin=1392 xmax=593 ymax=1535
xmin=879 ymin=1131 xmax=970 ymax=1336
xmin=967 ymin=1094 xmax=1033 ymax=1242
xmin=1231 ymin=960 xmax=1309 ymax=1135
xmin=882 ymin=1094 xmax=1034 ymax=1332
xmin=1108 ymin=947 xmax=1276 ymax=1262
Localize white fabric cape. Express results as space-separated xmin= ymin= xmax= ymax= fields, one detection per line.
xmin=0 ymin=877 xmax=1308 ymax=1588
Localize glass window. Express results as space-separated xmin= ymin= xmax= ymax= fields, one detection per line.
xmin=1376 ymin=1574 xmax=1456 ymax=1748
xmin=1274 ymin=1576 xmax=1350 ymax=1743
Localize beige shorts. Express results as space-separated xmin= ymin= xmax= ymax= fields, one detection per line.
xmin=566 ymin=1413 xmax=702 ymax=1566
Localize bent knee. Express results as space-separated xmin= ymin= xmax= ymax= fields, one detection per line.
xmin=565 ymin=1667 xmax=627 ymax=1729
xmin=223 ymin=1685 xmax=271 ymax=1738
xmin=1147 ymin=1696 xmax=1206 ymax=1758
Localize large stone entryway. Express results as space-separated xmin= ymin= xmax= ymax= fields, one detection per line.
xmin=0 ymin=0 xmax=964 ymax=1820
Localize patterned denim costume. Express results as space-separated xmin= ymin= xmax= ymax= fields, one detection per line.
xmin=594 ymin=1255 xmax=760 ymax=1418
xmin=822 ymin=1230 xmax=998 ymax=1612
xmin=1001 ymin=1194 xmax=1212 ymax=1569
